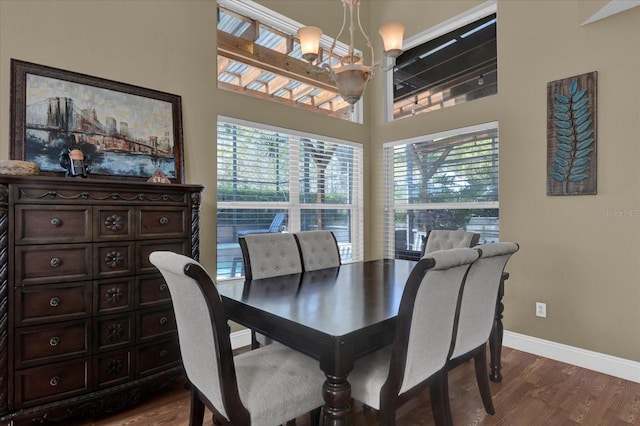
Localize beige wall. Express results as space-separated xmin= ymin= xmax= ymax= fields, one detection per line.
xmin=1 ymin=1 xmax=638 ymax=362
xmin=369 ymin=1 xmax=640 ymax=362
xmin=0 ymin=0 xmax=368 ymax=275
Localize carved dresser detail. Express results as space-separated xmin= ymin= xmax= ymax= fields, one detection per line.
xmin=0 ymin=176 xmax=203 ymax=424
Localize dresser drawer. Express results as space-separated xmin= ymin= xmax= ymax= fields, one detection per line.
xmin=137 ymin=207 xmax=188 ymax=239
xmin=95 ymin=277 xmax=135 ymax=314
xmin=137 ymin=239 xmax=188 ymax=274
xmin=136 ymin=339 xmax=181 ymax=377
xmin=15 ymin=282 xmax=92 ymax=326
xmin=95 ymin=313 xmax=133 ymax=352
xmin=15 ymin=244 xmax=92 ymax=286
xmin=94 ymin=206 xmax=134 ymax=241
xmin=15 ymin=320 xmax=91 ymax=369
xmin=15 ymin=205 xmax=91 ymax=245
xmin=94 ymin=242 xmax=135 ymax=279
xmin=136 ymin=273 xmax=171 ymax=308
xmin=94 ymin=349 xmax=132 ymax=389
xmin=137 ymin=307 xmax=177 ymax=341
xmin=15 ymin=358 xmax=90 ymax=408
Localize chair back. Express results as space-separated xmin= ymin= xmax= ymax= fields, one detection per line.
xmin=384 ymin=248 xmax=480 ymax=397
xmin=423 ymin=230 xmax=480 ymax=255
xmin=450 ymin=242 xmax=519 ymax=359
xmin=294 ymin=230 xmax=341 ymax=271
xmin=239 ymin=233 xmax=302 ymax=280
xmin=148 ymin=251 xmax=248 ymax=422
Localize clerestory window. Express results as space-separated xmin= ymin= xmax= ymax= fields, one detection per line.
xmin=217 ymin=1 xmax=359 ymax=122
xmin=387 ymin=3 xmax=497 ymax=120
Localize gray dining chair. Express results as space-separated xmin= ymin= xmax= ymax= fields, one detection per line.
xmin=421 ymin=229 xmax=480 ymax=256
xmin=445 ymin=242 xmax=519 ymax=415
xmin=293 ymin=230 xmax=341 ymax=271
xmin=348 ymin=248 xmax=481 ymax=426
xmin=149 ymin=251 xmax=323 ymax=426
xmin=238 ymin=233 xmax=302 ymax=348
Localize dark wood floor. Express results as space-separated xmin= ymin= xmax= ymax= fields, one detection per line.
xmin=63 ymin=347 xmax=640 ymax=425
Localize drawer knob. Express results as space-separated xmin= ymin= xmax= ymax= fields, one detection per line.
xmin=107 ymin=359 xmax=123 ymax=375
xmin=159 ymin=217 xmax=169 ymax=225
xmin=159 ymin=316 xmax=168 ymax=325
xmin=107 ymin=323 xmax=124 ymax=341
xmin=159 ymin=349 xmax=168 ymax=358
xmin=50 ymin=217 xmax=62 ymax=227
xmin=50 ymin=376 xmax=61 ymax=387
xmin=49 ymin=336 xmax=61 ymax=346
xmin=106 ymin=287 xmax=124 ymax=304
xmin=159 ymin=283 xmax=168 ymax=292
xmin=105 ymin=251 xmax=124 ymax=268
xmin=105 ymin=214 xmax=125 ymax=232
xmin=49 ymin=297 xmax=61 ymax=307
xmin=50 ymin=257 xmax=62 ymax=267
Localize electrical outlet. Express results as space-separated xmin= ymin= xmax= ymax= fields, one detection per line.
xmin=536 ymin=302 xmax=547 ymax=318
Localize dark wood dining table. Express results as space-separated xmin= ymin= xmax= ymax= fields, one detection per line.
xmin=217 ymin=259 xmax=508 ymax=426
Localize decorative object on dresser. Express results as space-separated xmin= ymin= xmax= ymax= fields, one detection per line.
xmin=0 ymin=160 xmax=39 ymax=176
xmin=147 ymin=170 xmax=171 ymax=184
xmin=0 ymin=175 xmax=203 ymax=425
xmin=59 ymin=148 xmax=90 ymax=178
xmin=10 ymin=59 xmax=185 ymax=183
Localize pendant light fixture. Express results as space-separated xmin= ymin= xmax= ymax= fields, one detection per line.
xmin=297 ymin=0 xmax=405 ymax=111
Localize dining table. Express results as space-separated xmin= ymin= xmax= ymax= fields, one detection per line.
xmin=217 ymin=258 xmax=509 ymax=426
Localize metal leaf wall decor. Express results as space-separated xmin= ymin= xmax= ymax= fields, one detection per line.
xmin=546 ymin=72 xmax=597 ymax=195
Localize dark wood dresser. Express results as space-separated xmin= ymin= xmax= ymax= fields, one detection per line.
xmin=0 ymin=175 xmax=204 ymax=425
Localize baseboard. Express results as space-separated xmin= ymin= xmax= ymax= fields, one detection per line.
xmin=230 ymin=328 xmax=252 ymax=350
xmin=503 ymin=330 xmax=640 ymax=383
xmin=229 ymin=328 xmax=640 ymax=383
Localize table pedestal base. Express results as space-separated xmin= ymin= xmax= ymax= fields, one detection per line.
xmin=322 ymin=374 xmax=351 ymax=426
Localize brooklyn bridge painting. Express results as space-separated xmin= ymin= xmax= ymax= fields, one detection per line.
xmin=11 ymin=60 xmax=183 ymax=182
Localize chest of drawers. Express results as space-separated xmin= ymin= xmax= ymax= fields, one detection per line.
xmin=0 ymin=176 xmax=203 ymax=424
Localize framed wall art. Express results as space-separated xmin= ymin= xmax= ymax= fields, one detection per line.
xmin=546 ymin=71 xmax=597 ymax=195
xmin=10 ymin=59 xmax=184 ymax=183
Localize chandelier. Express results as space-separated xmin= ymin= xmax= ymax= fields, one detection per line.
xmin=297 ymin=0 xmax=405 ymax=111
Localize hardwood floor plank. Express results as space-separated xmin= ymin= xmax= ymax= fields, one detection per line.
xmin=55 ymin=347 xmax=640 ymax=426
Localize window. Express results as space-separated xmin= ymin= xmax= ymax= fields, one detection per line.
xmin=384 ymin=123 xmax=499 ymax=259
xmin=216 ymin=117 xmax=363 ymax=280
xmin=385 ymin=2 xmax=497 ymax=120
xmin=217 ymin=1 xmax=359 ymax=122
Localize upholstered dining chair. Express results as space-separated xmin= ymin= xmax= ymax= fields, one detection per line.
xmin=348 ymin=248 xmax=481 ymax=426
xmin=421 ymin=229 xmax=481 ymax=256
xmin=293 ymin=230 xmax=341 ymax=271
xmin=238 ymin=233 xmax=302 ymax=348
xmin=445 ymin=242 xmax=519 ymax=416
xmin=149 ymin=251 xmax=324 ymax=426
xmin=239 ymin=233 xmax=302 ymax=281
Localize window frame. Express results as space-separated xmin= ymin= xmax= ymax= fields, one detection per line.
xmin=217 ymin=0 xmax=364 ymax=123
xmin=382 ymin=0 xmax=497 ymax=122
xmin=383 ymin=121 xmax=499 ymax=258
xmin=216 ymin=115 xmax=364 ymax=280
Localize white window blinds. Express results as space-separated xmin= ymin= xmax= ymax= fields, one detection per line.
xmin=384 ymin=123 xmax=499 ymax=258
xmin=216 ymin=117 xmax=363 ymax=280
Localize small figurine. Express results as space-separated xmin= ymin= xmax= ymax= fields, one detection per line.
xmin=147 ymin=170 xmax=171 ymax=184
xmin=60 ymin=148 xmax=90 ymax=178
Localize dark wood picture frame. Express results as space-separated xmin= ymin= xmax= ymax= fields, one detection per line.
xmin=10 ymin=59 xmax=184 ymax=183
xmin=546 ymin=71 xmax=597 ymax=195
